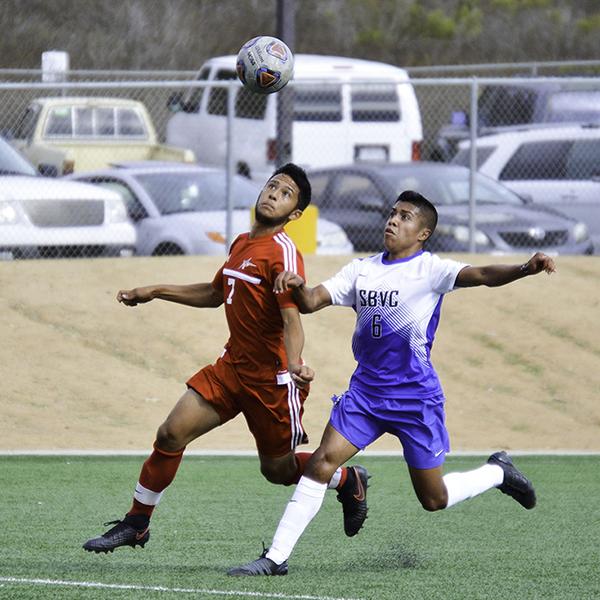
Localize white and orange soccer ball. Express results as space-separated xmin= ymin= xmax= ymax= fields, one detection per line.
xmin=236 ymin=36 xmax=294 ymax=95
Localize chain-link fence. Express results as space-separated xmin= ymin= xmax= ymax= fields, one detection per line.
xmin=0 ymin=68 xmax=598 ymax=259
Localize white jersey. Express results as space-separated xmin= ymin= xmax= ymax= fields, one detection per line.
xmin=322 ymin=250 xmax=467 ymax=399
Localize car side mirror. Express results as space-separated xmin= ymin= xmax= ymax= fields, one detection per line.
xmin=38 ymin=163 xmax=58 ymax=177
xmin=167 ymin=92 xmax=184 ymax=113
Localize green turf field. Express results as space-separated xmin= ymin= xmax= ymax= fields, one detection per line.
xmin=1 ymin=455 xmax=599 ymax=599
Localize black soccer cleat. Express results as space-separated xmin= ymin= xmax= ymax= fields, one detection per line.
xmin=227 ymin=547 xmax=288 ymax=576
xmin=337 ymin=465 xmax=370 ymax=537
xmin=488 ymin=451 xmax=536 ymax=510
xmin=82 ymin=517 xmax=150 ymax=553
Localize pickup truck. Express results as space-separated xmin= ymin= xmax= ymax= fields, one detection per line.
xmin=10 ymin=97 xmax=196 ymax=175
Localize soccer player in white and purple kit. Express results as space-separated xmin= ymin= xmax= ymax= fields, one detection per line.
xmin=229 ymin=190 xmax=556 ymax=576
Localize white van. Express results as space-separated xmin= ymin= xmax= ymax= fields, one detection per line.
xmin=166 ymin=54 xmax=423 ymax=181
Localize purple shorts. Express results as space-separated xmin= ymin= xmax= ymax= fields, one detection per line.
xmin=329 ymin=386 xmax=450 ymax=470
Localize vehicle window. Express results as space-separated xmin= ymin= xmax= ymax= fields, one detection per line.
xmin=74 ymin=107 xmax=94 ymax=136
xmin=207 ymin=69 xmax=237 ymax=116
xmin=45 ymin=107 xmax=73 ymax=136
xmin=293 ymin=86 xmax=342 ymax=122
xmin=186 ymin=66 xmax=211 ymax=112
xmin=479 ymin=86 xmax=536 ymax=127
xmin=89 ymin=178 xmax=148 ymax=220
xmin=351 ymin=85 xmax=400 ymax=122
xmin=96 ymin=108 xmax=115 ymax=136
xmin=134 ymin=172 xmax=259 ymax=213
xmin=307 ymin=173 xmax=331 ymax=206
xmin=14 ymin=105 xmax=40 ymax=140
xmin=565 ymin=140 xmax=600 ymax=179
xmin=117 ymin=109 xmax=146 ymax=137
xmin=546 ymin=91 xmax=600 ymax=123
xmin=500 ymin=141 xmax=572 ymax=180
xmin=236 ymin=86 xmax=268 ymax=119
xmin=387 ymin=169 xmax=523 ymax=206
xmin=451 ymin=146 xmax=496 ymax=168
xmin=328 ymin=174 xmax=384 ymax=210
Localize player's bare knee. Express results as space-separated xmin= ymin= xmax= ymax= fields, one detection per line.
xmin=156 ymin=422 xmax=184 ymax=451
xmin=259 ymin=463 xmax=290 ymax=485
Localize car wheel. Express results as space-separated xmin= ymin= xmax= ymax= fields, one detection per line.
xmin=152 ymin=243 xmax=185 ymax=256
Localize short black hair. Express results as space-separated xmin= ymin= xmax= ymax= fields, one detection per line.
xmin=396 ymin=190 xmax=438 ymax=238
xmin=272 ymin=163 xmax=312 ymax=211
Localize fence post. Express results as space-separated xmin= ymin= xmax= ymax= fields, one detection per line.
xmin=468 ymin=77 xmax=479 ymax=253
xmin=225 ymin=81 xmax=235 ymax=251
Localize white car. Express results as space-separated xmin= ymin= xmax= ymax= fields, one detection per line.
xmin=0 ymin=175 xmax=136 ymax=259
xmin=453 ymin=125 xmax=600 ymax=250
xmin=70 ymin=162 xmax=354 ymax=256
xmin=166 ymin=54 xmax=423 ymax=182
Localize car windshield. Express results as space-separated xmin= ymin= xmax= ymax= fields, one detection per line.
xmin=0 ymin=138 xmax=36 ymax=175
xmin=383 ymin=168 xmax=524 ymax=206
xmin=134 ymin=172 xmax=259 ymax=214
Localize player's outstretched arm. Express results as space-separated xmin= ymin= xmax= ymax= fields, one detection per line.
xmin=280 ymin=306 xmax=315 ymax=388
xmin=455 ymin=252 xmax=556 ymax=288
xmin=274 ymin=271 xmax=333 ymax=313
xmin=116 ymin=283 xmax=223 ymax=308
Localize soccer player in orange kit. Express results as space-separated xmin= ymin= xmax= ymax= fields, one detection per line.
xmin=83 ymin=163 xmax=369 ymax=554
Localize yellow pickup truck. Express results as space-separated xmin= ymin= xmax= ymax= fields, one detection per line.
xmin=10 ymin=97 xmax=196 ymax=175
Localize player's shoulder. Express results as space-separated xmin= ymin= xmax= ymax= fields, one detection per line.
xmin=271 ymin=231 xmax=303 ymax=272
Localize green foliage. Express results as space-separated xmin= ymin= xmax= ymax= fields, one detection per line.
xmin=1 ymin=455 xmax=600 ymax=599
xmin=1 ymin=1 xmax=600 ymax=70
xmin=577 ymin=13 xmax=600 ymax=34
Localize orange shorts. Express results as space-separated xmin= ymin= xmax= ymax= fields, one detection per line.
xmin=186 ymin=357 xmax=309 ymax=457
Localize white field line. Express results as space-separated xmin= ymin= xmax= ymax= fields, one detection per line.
xmin=0 ymin=577 xmax=363 ymax=600
xmin=0 ymin=449 xmax=599 ymax=456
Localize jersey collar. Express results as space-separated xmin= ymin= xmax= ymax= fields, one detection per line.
xmin=381 ymin=249 xmax=424 ymax=265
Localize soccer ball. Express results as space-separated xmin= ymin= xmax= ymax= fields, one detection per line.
xmin=236 ymin=36 xmax=294 ymax=95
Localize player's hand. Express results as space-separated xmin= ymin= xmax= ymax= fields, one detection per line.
xmin=523 ymin=252 xmax=556 ymax=276
xmin=274 ymin=271 xmax=305 ymax=294
xmin=289 ymin=363 xmax=314 ymax=388
xmin=116 ymin=287 xmax=155 ymax=306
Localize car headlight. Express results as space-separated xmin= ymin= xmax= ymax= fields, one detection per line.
xmin=441 ymin=224 xmax=490 ymax=246
xmin=0 ymin=201 xmax=20 ymax=225
xmin=106 ymin=197 xmax=128 ymax=223
xmin=318 ymin=230 xmax=350 ymax=248
xmin=573 ymin=221 xmax=589 ymax=243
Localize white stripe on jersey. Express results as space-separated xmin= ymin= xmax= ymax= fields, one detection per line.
xmin=286 ymin=381 xmax=303 ymax=449
xmin=222 ymin=268 xmax=261 ymax=285
xmin=275 ymin=232 xmax=298 ymax=274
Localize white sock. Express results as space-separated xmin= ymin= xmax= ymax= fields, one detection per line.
xmin=327 ymin=467 xmax=343 ymax=489
xmin=266 ymin=476 xmax=327 ymax=565
xmin=443 ymin=464 xmax=504 ymax=508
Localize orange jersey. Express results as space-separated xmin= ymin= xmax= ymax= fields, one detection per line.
xmin=211 ymin=231 xmax=305 ymax=384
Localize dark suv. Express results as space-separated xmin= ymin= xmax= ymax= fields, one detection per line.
xmin=431 ymin=82 xmax=600 ymax=162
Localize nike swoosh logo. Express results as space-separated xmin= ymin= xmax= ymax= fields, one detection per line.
xmin=352 ymin=468 xmax=365 ymax=502
xmin=434 ymin=449 xmax=444 ymax=457
xmin=135 ymin=527 xmax=149 ymax=540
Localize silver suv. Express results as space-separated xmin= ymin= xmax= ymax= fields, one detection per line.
xmin=452 ymin=124 xmax=600 ymax=251
xmin=433 ymin=82 xmax=600 ymax=162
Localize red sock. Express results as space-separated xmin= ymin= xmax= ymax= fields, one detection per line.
xmin=290 ymin=452 xmax=312 ymax=484
xmin=128 ymin=442 xmax=185 ymax=518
